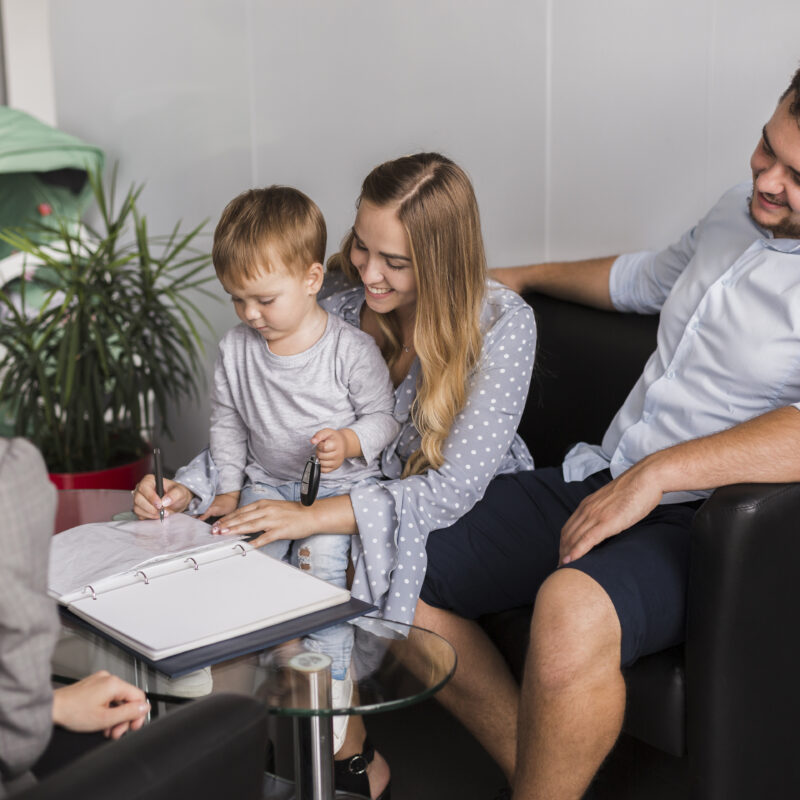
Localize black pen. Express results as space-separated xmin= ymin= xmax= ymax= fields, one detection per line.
xmin=153 ymin=447 xmax=165 ymax=523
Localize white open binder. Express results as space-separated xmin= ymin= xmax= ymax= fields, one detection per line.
xmin=48 ymin=514 xmax=350 ymax=661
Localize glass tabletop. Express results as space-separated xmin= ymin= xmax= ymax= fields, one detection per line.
xmin=53 ymin=614 xmax=456 ymax=717
xmin=55 ymin=488 xmax=134 ymax=531
xmin=51 ymin=489 xmax=457 ymax=718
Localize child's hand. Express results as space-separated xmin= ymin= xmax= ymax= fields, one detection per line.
xmin=203 ymin=491 xmax=240 ymax=523
xmin=311 ymin=428 xmax=349 ymax=472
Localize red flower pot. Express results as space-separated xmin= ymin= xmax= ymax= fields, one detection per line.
xmin=49 ymin=451 xmax=153 ymax=490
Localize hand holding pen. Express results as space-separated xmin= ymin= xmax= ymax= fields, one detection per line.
xmin=153 ymin=447 xmax=165 ymax=523
xmin=131 ymin=474 xmax=194 ymax=521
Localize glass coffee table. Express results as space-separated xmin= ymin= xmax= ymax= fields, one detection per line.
xmin=51 ymin=490 xmax=457 ymax=800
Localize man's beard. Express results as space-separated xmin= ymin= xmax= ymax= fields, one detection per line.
xmin=749 ymin=191 xmax=800 ymax=238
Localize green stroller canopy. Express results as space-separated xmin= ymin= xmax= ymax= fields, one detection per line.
xmin=0 ymin=107 xmax=104 ymax=260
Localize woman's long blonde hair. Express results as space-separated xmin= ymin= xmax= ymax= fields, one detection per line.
xmin=329 ymin=153 xmax=486 ymax=476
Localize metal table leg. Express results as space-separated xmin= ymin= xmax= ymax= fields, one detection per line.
xmin=288 ymin=652 xmax=335 ymax=800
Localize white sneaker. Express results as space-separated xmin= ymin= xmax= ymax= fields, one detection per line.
xmin=152 ymin=666 xmax=213 ymax=698
xmin=331 ymin=674 xmax=353 ymax=754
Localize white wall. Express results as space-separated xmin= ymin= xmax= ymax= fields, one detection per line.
xmin=4 ymin=0 xmax=800 ymax=468
xmin=1 ymin=0 xmax=56 ymax=125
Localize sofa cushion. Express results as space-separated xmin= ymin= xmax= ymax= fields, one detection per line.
xmin=520 ymin=291 xmax=659 ymax=468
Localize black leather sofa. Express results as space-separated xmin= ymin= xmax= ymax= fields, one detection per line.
xmin=481 ymin=291 xmax=800 ymax=799
xmin=15 ymin=693 xmax=268 ymax=800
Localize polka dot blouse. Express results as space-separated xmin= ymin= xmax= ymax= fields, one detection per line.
xmin=320 ymin=280 xmax=536 ymax=625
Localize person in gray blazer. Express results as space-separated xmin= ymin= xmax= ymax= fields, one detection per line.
xmin=0 ymin=438 xmax=150 ymax=797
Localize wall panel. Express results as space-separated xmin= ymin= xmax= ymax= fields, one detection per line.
xmin=4 ymin=0 xmax=795 ymax=467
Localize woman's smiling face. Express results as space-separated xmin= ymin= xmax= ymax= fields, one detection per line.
xmin=350 ymin=201 xmax=417 ymax=316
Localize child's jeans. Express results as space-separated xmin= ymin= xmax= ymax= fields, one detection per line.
xmin=240 ymin=480 xmax=354 ymax=679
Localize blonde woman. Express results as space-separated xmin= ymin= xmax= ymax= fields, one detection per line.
xmin=134 ymin=152 xmax=536 ymax=798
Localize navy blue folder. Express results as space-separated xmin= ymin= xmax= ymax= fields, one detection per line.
xmin=59 ymin=597 xmax=375 ymax=678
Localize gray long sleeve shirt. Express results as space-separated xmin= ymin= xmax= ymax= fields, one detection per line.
xmin=0 ymin=438 xmax=58 ymax=798
xmin=209 ymin=310 xmax=399 ymax=494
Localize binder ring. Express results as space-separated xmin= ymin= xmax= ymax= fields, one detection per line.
xmin=83 ymin=584 xmax=97 ymax=601
xmin=184 ymin=557 xmax=199 ymax=571
xmin=233 ymin=543 xmax=247 ymax=557
xmin=135 ymin=570 xmax=150 ymax=585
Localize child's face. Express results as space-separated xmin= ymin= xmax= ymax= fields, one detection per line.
xmin=221 ymin=261 xmax=320 ymax=349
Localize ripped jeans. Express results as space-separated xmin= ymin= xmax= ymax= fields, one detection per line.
xmin=240 ymin=480 xmax=355 ymax=679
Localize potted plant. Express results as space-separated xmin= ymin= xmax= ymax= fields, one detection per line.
xmin=0 ymin=167 xmax=215 ymax=488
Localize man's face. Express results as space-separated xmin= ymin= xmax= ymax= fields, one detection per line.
xmin=749 ymin=93 xmax=800 ymax=239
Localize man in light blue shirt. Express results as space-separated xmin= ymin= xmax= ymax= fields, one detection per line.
xmin=418 ymin=66 xmax=800 ymax=798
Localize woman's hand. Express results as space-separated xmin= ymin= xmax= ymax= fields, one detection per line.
xmin=132 ymin=474 xmax=194 ymax=519
xmin=211 ymin=498 xmax=319 ymax=548
xmin=52 ymin=670 xmax=150 ymax=740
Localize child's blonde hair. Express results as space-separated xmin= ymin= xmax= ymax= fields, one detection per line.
xmin=213 ymin=186 xmax=326 ymax=284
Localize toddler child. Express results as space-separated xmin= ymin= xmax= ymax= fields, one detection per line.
xmin=205 ymin=186 xmax=399 ymax=750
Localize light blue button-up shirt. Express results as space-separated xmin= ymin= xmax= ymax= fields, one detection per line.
xmin=562 ymin=182 xmax=800 ymax=503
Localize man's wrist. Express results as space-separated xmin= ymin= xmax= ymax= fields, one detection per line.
xmin=638 ymin=447 xmax=684 ymax=494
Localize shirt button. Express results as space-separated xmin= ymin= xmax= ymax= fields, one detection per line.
xmin=666 ymin=369 xmax=675 ymax=379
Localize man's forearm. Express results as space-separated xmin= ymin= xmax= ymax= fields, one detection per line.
xmin=643 ymin=406 xmax=800 ymax=492
xmin=560 ymin=406 xmax=800 ymax=564
xmin=491 ymin=256 xmax=617 ymax=310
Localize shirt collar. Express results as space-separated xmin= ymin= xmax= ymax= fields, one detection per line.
xmin=760 ymin=237 xmax=800 ymax=254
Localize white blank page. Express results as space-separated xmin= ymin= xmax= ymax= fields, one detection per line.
xmin=67 ymin=549 xmax=349 ymax=660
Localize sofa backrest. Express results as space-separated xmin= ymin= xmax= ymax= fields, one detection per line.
xmin=518 ymin=292 xmax=659 ymax=468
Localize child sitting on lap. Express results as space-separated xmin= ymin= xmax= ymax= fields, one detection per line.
xmin=205 ymin=186 xmax=399 ymax=751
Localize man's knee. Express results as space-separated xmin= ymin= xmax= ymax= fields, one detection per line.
xmin=528 ymin=568 xmax=622 ymax=692
xmin=414 ymin=597 xmax=450 ymax=630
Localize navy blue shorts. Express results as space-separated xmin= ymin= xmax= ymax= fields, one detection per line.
xmin=420 ymin=467 xmax=700 ymax=667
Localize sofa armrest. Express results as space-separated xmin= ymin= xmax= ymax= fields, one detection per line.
xmin=687 ymin=481 xmax=800 ymax=799
xmin=17 ymin=693 xmax=268 ymax=800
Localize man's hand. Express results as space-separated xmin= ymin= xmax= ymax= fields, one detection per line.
xmin=133 ymin=474 xmax=193 ymax=520
xmin=311 ymin=428 xmax=360 ymax=472
xmin=52 ymin=671 xmax=150 ymax=740
xmin=201 ymin=491 xmax=240 ymax=521
xmin=559 ymin=458 xmax=664 ymax=565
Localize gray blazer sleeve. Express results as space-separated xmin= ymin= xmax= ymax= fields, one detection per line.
xmin=0 ymin=438 xmax=58 ymax=794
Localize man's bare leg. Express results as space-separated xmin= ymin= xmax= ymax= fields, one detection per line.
xmin=513 ymin=568 xmax=626 ymax=799
xmin=415 ymin=598 xmax=520 ymax=781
